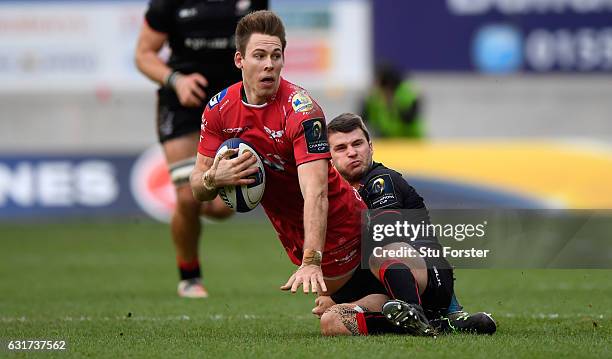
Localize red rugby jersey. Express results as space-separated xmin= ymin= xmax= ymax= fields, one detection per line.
xmin=198 ymin=78 xmax=365 ymax=277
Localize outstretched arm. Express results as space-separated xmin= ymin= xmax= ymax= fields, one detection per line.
xmin=281 ymin=159 xmax=329 ymax=294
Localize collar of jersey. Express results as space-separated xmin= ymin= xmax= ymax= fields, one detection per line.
xmin=360 ymin=161 xmax=381 ymax=186
xmin=240 ymin=84 xmax=272 ymax=108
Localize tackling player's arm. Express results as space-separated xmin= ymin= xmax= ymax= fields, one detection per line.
xmin=281 ymin=159 xmax=329 ymax=294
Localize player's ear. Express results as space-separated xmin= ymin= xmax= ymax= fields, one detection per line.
xmin=234 ymin=51 xmax=243 ymax=70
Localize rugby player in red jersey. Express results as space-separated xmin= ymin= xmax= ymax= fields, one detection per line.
xmin=190 ymin=10 xmax=366 ymax=298
xmin=191 ymin=10 xmax=478 ymax=337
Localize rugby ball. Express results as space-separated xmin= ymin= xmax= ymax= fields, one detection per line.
xmin=215 ymin=138 xmax=266 ymax=212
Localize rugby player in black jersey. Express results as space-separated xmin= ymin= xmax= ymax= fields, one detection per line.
xmin=312 ymin=113 xmax=496 ymax=336
xmin=135 ymin=0 xmax=268 ymax=298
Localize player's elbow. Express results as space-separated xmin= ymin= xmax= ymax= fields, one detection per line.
xmin=134 ymin=48 xmax=144 ymax=72
xmin=305 ymin=186 xmax=328 ymax=207
xmin=133 ymin=46 xmax=151 ymax=74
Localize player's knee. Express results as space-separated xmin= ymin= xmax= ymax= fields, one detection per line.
xmin=175 ymin=186 xmax=200 ymax=213
xmin=320 ymin=310 xmax=344 ymax=336
xmin=319 ymin=305 xmax=355 ymax=336
xmin=368 ymin=254 xmax=383 ymax=274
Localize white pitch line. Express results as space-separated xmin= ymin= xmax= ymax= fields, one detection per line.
xmin=500 ymin=313 xmax=605 ymax=319
xmin=1 ymin=313 xmax=606 ymax=323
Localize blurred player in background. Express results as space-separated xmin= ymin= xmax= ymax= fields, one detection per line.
xmin=361 ymin=64 xmax=425 ymax=139
xmin=313 ymin=112 xmax=496 ymax=335
xmin=135 ymin=0 xmax=268 ymax=298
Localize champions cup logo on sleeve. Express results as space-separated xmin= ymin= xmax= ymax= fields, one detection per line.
xmin=367 ymin=174 xmax=398 ymax=208
xmin=302 ymin=118 xmax=329 ymax=154
xmin=372 ymin=178 xmax=385 ymax=194
xmin=291 ymin=91 xmax=314 ymax=113
xmin=312 ymin=121 xmax=322 ymax=139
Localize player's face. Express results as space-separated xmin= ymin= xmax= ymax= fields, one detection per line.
xmin=329 ymin=129 xmax=373 ymax=184
xmin=235 ymin=33 xmax=284 ymax=105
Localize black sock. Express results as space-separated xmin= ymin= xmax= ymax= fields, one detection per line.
xmin=357 ymin=311 xmax=408 ymax=335
xmin=178 ymin=257 xmax=201 ymax=281
xmin=379 ymin=261 xmax=421 ymax=305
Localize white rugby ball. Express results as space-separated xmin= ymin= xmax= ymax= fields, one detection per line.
xmin=215 ymin=138 xmax=266 ymax=212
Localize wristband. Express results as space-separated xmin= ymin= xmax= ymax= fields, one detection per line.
xmin=164 ymin=71 xmax=181 ymax=89
xmin=202 ymin=169 xmax=217 ymax=192
xmin=302 ymin=249 xmax=322 ymax=267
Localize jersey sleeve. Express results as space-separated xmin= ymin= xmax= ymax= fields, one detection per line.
xmin=197 ymin=104 xmax=224 ymax=158
xmin=362 ymin=171 xmax=425 ymax=210
xmin=284 ymin=92 xmax=331 ymax=166
xmin=144 ymin=0 xmax=174 ymax=34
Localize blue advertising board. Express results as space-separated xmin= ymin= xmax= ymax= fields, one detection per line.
xmin=374 ymin=0 xmax=612 ymax=73
xmin=0 ymin=147 xmax=177 ymax=222
xmin=0 ymin=154 xmax=141 ymax=220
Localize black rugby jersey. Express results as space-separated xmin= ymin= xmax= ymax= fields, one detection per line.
xmin=145 ymin=0 xmax=268 ymax=77
xmin=359 ymin=162 xmax=440 ymax=245
xmin=358 ymin=161 xmax=425 ymax=210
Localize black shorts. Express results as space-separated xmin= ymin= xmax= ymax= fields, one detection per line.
xmin=156 ymin=88 xmax=203 ymax=143
xmin=155 ymin=75 xmax=235 ymax=143
xmin=331 ymin=243 xmax=454 ymax=319
xmin=330 ymin=267 xmax=387 ymax=305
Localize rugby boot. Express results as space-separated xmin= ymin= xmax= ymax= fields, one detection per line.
xmin=382 ymin=299 xmax=437 ymax=336
xmin=177 ymin=278 xmax=209 ymax=298
xmin=430 ymin=311 xmax=497 ymax=335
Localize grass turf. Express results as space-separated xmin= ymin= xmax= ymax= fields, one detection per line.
xmin=0 ymin=220 xmax=610 ymax=358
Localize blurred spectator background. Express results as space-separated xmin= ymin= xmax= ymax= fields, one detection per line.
xmin=360 ymin=64 xmax=424 ymax=139
xmin=1 ymin=0 xmax=612 ymax=221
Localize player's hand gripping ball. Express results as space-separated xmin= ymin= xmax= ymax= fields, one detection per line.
xmin=215 ymin=138 xmax=266 ymax=212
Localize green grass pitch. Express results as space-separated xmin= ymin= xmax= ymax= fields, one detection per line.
xmin=0 ymin=220 xmax=610 ymax=358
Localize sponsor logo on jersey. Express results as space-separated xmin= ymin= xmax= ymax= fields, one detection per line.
xmin=264 ymin=126 xmax=284 ymax=141
xmin=291 ymin=91 xmax=314 ymax=113
xmin=208 ymin=88 xmax=228 ymax=109
xmin=178 ymin=8 xmax=197 ymax=18
xmin=366 ymin=174 xmax=398 ymax=208
xmin=222 ymin=127 xmax=246 ymax=134
xmin=262 ymin=153 xmax=286 ymax=172
xmin=334 ymin=248 xmax=358 ymax=265
xmin=302 ymin=118 xmax=329 ymax=154
xmin=201 ymin=117 xmax=207 ymax=133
